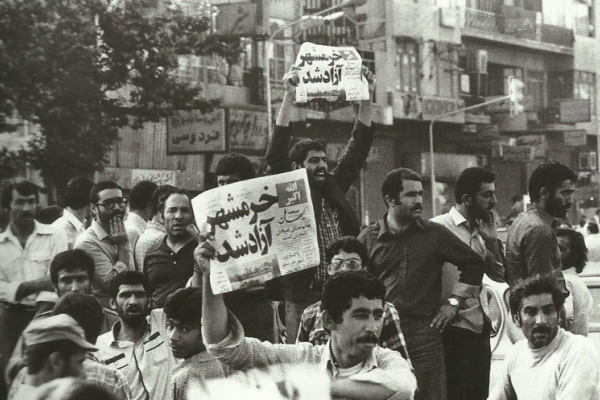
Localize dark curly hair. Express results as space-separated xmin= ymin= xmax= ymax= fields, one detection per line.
xmin=509 ymin=274 xmax=565 ymax=316
xmin=556 ymin=228 xmax=588 ymax=273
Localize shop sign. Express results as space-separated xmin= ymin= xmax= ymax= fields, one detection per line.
xmin=564 ymin=130 xmax=587 ymax=147
xmin=228 ymin=109 xmax=269 ymax=152
xmin=559 ymin=99 xmax=591 ymax=123
xmin=167 ymin=109 xmax=226 ymax=154
xmin=132 ymin=169 xmax=177 ymax=186
xmin=516 ymin=135 xmax=546 ymax=158
xmin=502 ymin=145 xmax=534 ymax=162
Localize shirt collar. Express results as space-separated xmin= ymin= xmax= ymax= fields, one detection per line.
xmin=319 ymin=340 xmax=379 ymax=377
xmin=377 ymin=213 xmax=425 ymax=239
xmin=107 ymin=318 xmax=152 ymax=345
xmin=126 ymin=212 xmax=146 ymax=229
xmin=91 ymin=219 xmax=111 ymax=241
xmin=448 ymin=207 xmax=469 ymax=227
xmin=0 ymin=221 xmax=54 ymax=243
xmin=146 ymin=220 xmax=166 ymax=233
xmin=62 ymin=208 xmax=84 ymax=231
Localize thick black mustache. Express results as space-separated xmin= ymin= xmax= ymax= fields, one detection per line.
xmin=126 ymin=305 xmax=142 ymax=313
xmin=314 ymin=167 xmax=327 ymax=175
xmin=356 ymin=334 xmax=378 ymax=344
xmin=532 ymin=326 xmax=551 ymax=335
xmin=411 ymin=205 xmax=423 ymax=211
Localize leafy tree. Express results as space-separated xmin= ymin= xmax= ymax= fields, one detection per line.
xmin=0 ymin=0 xmax=241 ymax=198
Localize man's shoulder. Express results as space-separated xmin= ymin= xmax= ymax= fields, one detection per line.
xmin=561 ymin=330 xmax=598 ymax=355
xmin=358 ymin=221 xmax=381 ymax=240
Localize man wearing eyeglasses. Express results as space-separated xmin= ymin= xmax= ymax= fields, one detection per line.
xmin=75 ymin=181 xmax=134 ymax=308
xmin=295 ymin=236 xmax=410 ymax=362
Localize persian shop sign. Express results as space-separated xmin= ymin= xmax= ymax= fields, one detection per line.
xmin=167 ymin=109 xmax=226 ymax=154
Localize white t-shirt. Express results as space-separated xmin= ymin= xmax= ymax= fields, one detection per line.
xmin=489 ymin=328 xmax=600 ymax=399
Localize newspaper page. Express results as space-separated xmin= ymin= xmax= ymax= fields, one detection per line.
xmin=191 ymin=169 xmax=319 ymax=294
xmin=294 ymin=42 xmax=369 ymax=103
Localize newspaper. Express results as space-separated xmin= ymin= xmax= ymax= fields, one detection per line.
xmin=191 ymin=169 xmax=319 ymax=294
xmin=294 ymin=42 xmax=369 ymax=103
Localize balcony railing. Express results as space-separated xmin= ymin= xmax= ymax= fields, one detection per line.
xmin=464 ymin=8 xmax=573 ymax=48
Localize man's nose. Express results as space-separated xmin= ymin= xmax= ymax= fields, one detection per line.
xmin=490 ymin=194 xmax=497 ymax=206
xmin=169 ymin=329 xmax=179 ymax=343
xmin=70 ymin=281 xmax=81 ymax=293
xmin=535 ymin=313 xmax=548 ymax=325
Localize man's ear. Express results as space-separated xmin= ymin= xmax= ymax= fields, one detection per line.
xmin=47 ymin=351 xmax=65 ymax=375
xmin=539 ymin=187 xmax=551 ymax=201
xmin=109 ymin=298 xmax=117 ymax=310
xmin=291 ymin=162 xmax=302 ymax=170
xmin=322 ymin=310 xmax=338 ymax=332
xmin=383 ymin=195 xmax=394 ymax=208
xmin=513 ymin=312 xmax=522 ymax=327
xmin=461 ymin=194 xmax=472 ymax=206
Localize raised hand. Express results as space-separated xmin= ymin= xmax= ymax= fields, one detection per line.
xmin=361 ymin=65 xmax=376 ymax=95
xmin=282 ymin=65 xmax=300 ymax=95
xmin=110 ymin=216 xmax=129 ymax=247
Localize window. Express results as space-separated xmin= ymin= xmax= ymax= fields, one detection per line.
xmin=574 ymin=0 xmax=594 ymax=37
xmin=525 ymin=70 xmax=545 ymax=113
xmin=269 ymin=42 xmax=287 ymax=89
xmin=574 ymin=71 xmax=595 ymax=116
xmin=396 ymin=40 xmax=419 ymax=94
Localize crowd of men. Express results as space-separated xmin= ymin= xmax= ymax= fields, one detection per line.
xmin=0 ymin=66 xmax=599 ymax=400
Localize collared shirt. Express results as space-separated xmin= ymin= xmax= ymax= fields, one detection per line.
xmin=74 ymin=220 xmax=134 ymax=308
xmin=358 ymin=215 xmax=485 ymax=318
xmin=205 ymin=311 xmax=416 ymax=399
xmin=51 ymin=208 xmax=84 ymax=249
xmin=431 ymin=207 xmax=505 ymax=333
xmin=125 ymin=213 xmax=147 ymax=267
xmin=96 ymin=309 xmax=175 ymax=400
xmin=506 ymin=207 xmax=565 ymax=292
xmin=296 ymin=300 xmax=410 ymax=362
xmin=171 ymin=351 xmax=230 ymax=400
xmin=585 ymin=233 xmax=600 ymax=262
xmin=143 ymin=237 xmax=196 ymax=309
xmin=9 ymin=353 xmax=132 ymax=400
xmin=135 ymin=221 xmax=166 ymax=269
xmin=0 ymin=221 xmax=68 ymax=304
xmin=314 ymin=200 xmax=342 ymax=290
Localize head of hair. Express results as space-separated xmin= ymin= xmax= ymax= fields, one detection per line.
xmin=508 ymin=274 xmax=566 ymax=316
xmin=150 ymin=185 xmax=177 ymax=216
xmin=528 ymin=162 xmax=577 ymax=203
xmin=215 ymin=154 xmax=256 ymax=181
xmin=89 ymin=181 xmax=121 ymax=205
xmin=289 ymin=139 xmax=325 ymax=166
xmin=51 ymin=292 xmax=104 ymax=344
xmin=320 ymin=270 xmax=386 ymax=323
xmin=25 ymin=340 xmax=83 ymax=375
xmin=381 ymin=168 xmax=422 ymax=205
xmin=325 ymin=236 xmax=369 ymax=265
xmin=164 ymin=287 xmax=203 ymax=327
xmin=108 ymin=271 xmax=150 ymax=300
xmin=36 ymin=206 xmax=64 ymax=224
xmin=33 ymin=378 xmax=118 ymax=400
xmin=158 ymin=188 xmax=190 ymax=215
xmin=50 ymin=250 xmax=95 ymax=286
xmin=129 ymin=181 xmax=158 ymax=211
xmin=65 ymin=178 xmax=94 ymax=210
xmin=589 ymin=222 xmax=599 ymax=234
xmin=556 ymin=228 xmax=588 ymax=273
xmin=1 ymin=180 xmax=39 ymax=209
xmin=455 ymin=167 xmax=495 ymax=204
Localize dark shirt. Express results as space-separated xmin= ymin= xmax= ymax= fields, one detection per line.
xmin=358 ymin=215 xmax=485 ymax=318
xmin=143 ymin=238 xmax=196 ymax=308
xmin=506 ymin=207 xmax=566 ymax=293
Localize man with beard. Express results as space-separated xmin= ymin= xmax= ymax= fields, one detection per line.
xmin=75 ymin=181 xmax=135 ymax=308
xmin=267 ymin=66 xmax=376 ymax=343
xmin=143 ymin=189 xmax=196 ymax=309
xmin=358 ymin=168 xmax=486 ymax=400
xmin=7 ymin=314 xmax=97 ymax=400
xmin=489 ymin=274 xmax=600 ymax=399
xmin=506 ymin=162 xmax=577 ymax=295
xmin=96 ymin=271 xmax=175 ymax=400
xmin=0 ymin=180 xmax=68 ymax=397
xmin=430 ymin=167 xmax=505 ymax=400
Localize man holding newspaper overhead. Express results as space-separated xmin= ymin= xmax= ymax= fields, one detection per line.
xmin=266 ymin=44 xmax=376 ymax=343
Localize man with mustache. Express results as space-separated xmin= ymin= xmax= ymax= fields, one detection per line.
xmin=75 ymin=181 xmax=135 ymax=308
xmin=506 ymin=162 xmax=577 ymax=295
xmin=196 ymin=237 xmax=416 ymax=400
xmin=0 ymin=180 xmax=68 ymax=396
xmin=96 ymin=271 xmax=176 ymax=400
xmin=358 ymin=168 xmax=486 ymax=400
xmin=431 ymin=167 xmax=505 ymax=400
xmin=489 ymin=274 xmax=600 ymax=399
xmin=267 ymin=66 xmax=376 ymax=343
xmin=143 ymin=189 xmax=196 ymax=309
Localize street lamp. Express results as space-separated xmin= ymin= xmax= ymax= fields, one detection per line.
xmin=264 ymin=0 xmax=367 ymax=138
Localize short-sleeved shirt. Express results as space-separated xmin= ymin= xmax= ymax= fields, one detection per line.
xmin=0 ymin=221 xmax=68 ymax=305
xmin=143 ymin=237 xmax=196 ymax=309
xmin=51 ymin=208 xmax=85 ymax=249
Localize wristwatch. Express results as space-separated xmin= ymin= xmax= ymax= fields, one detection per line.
xmin=447 ymin=297 xmax=460 ymax=307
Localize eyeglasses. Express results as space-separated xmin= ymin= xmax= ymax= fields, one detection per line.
xmin=96 ymin=197 xmax=128 ymax=210
xmin=330 ymin=258 xmax=363 ymax=271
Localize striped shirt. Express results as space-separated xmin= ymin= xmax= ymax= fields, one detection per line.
xmin=134 ymin=221 xmax=166 ymax=270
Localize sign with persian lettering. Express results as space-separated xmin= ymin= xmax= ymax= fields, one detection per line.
xmin=294 ymin=42 xmax=369 ymax=103
xmin=228 ymin=109 xmax=269 ymax=152
xmin=167 ymin=109 xmax=226 ymax=154
xmin=191 ymin=169 xmax=319 ymax=294
xmin=131 ymin=169 xmax=177 ymax=186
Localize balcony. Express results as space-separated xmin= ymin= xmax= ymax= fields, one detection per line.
xmin=463 ymin=7 xmax=574 ymax=54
